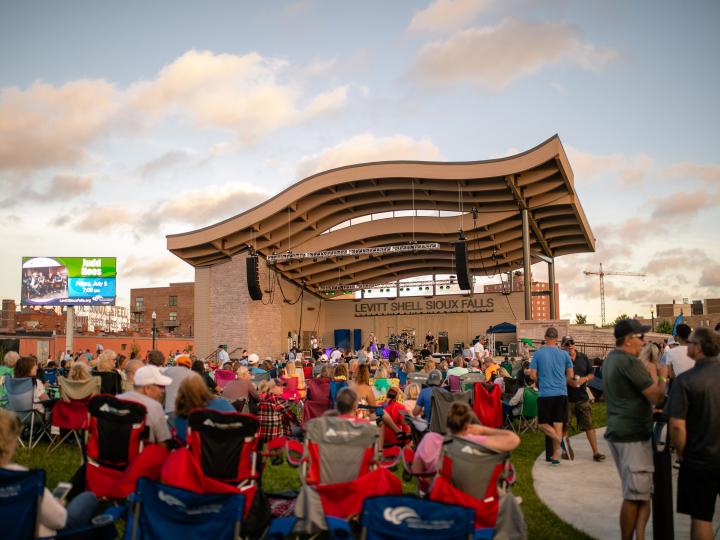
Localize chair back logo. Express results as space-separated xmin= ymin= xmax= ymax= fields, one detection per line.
xmin=383 ymin=506 xmax=454 ymax=530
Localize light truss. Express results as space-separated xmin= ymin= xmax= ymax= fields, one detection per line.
xmin=318 ymin=278 xmax=457 ymax=292
xmin=266 ymin=242 xmax=440 ymax=263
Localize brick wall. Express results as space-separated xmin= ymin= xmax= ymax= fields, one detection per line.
xmin=130 ymin=282 xmax=194 ymax=336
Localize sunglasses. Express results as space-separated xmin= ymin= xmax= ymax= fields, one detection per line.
xmin=563 ymin=340 xmax=575 ymax=346
xmin=631 ymin=333 xmax=645 ymax=340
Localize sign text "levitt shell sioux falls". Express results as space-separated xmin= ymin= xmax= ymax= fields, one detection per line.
xmin=353 ymin=297 xmax=494 ymax=317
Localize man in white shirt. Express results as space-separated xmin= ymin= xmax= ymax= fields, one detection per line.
xmin=217 ymin=344 xmax=230 ymax=364
xmin=666 ymin=324 xmax=695 ymax=378
xmin=117 ymin=365 xmax=172 ymax=446
xmin=473 ymin=338 xmax=484 ymax=361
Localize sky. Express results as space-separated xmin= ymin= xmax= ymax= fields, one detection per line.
xmin=1 ymin=0 xmax=719 ymax=326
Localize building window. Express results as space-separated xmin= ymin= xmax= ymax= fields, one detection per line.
xmin=135 ymin=297 xmax=144 ymax=308
xmin=121 ymin=343 xmax=127 ymax=351
xmin=169 ymin=312 xmax=177 ymax=321
xmin=169 ymin=295 xmax=177 ymax=306
xmin=136 ymin=313 xmax=144 ymax=323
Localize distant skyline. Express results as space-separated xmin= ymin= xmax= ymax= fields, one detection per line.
xmin=1 ymin=0 xmax=719 ymax=326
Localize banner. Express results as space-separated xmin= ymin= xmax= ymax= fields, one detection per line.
xmin=21 ymin=257 xmax=117 ymax=306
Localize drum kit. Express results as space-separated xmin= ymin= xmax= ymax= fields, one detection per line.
xmin=388 ymin=328 xmax=416 ymax=350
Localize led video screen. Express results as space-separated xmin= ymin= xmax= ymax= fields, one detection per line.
xmin=21 ymin=257 xmax=116 ymax=306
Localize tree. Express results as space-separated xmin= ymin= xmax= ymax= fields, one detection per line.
xmin=574 ymin=313 xmax=588 ymax=325
xmin=611 ymin=313 xmax=630 ymax=327
xmin=656 ymin=319 xmax=673 ymax=334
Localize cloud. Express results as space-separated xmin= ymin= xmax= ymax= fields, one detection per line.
xmin=121 ymin=254 xmax=192 ymax=282
xmin=699 ymin=263 xmax=720 ymax=288
xmin=296 ymin=132 xmax=442 ymax=179
xmin=649 ymin=188 xmax=720 ymax=219
xmin=566 ymin=145 xmax=653 ymax=186
xmin=409 ymin=0 xmax=494 ymax=33
xmin=129 ymin=50 xmax=348 ymax=142
xmin=139 ymin=151 xmax=192 ymax=177
xmin=0 ymin=80 xmax=119 ymax=172
xmin=1 ymin=173 xmax=94 ymax=207
xmin=410 ymin=18 xmax=617 ymax=90
xmin=664 ymin=162 xmax=720 ymax=184
xmin=641 ymin=249 xmax=711 ymax=276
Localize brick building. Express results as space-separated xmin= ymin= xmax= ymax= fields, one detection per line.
xmin=130 ymin=282 xmax=194 ymax=337
xmin=484 ymin=273 xmax=559 ymax=321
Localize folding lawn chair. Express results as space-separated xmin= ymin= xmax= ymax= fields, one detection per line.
xmin=517 ymin=387 xmax=538 ymax=434
xmin=302 ymin=378 xmax=332 ymax=425
xmin=47 ymin=376 xmax=101 ymax=455
xmin=360 ymin=495 xmax=477 ymax=540
xmin=92 ymin=370 xmax=123 ymax=396
xmin=429 ymin=435 xmax=516 ymax=534
xmin=85 ymin=395 xmax=148 ymax=499
xmin=429 ymin=387 xmax=472 ymax=434
xmin=5 ymin=377 xmax=50 ymax=448
xmin=0 ymin=467 xmax=45 ymax=539
xmin=213 ymin=369 xmax=235 ymax=391
xmin=124 ymin=477 xmax=245 ymax=540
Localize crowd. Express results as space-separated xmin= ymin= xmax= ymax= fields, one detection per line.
xmin=1 ymin=320 xmax=718 ymax=538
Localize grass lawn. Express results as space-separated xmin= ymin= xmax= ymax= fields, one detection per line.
xmin=15 ymin=402 xmax=607 ymax=539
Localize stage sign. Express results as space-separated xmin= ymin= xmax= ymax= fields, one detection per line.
xmin=353 ymin=297 xmax=495 ymax=317
xmin=21 ymin=257 xmax=117 ymax=306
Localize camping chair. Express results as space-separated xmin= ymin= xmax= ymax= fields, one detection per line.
xmin=302 ymin=378 xmax=332 ymax=425
xmin=517 ymin=387 xmax=538 ymax=434
xmin=407 ymin=373 xmax=428 ymax=388
xmin=186 ymin=409 xmax=260 ymax=486
xmin=429 ymin=387 xmax=472 ymax=434
xmin=461 ymin=372 xmax=485 ymax=392
xmin=213 ymin=369 xmax=235 ymax=390
xmin=124 ymin=477 xmax=245 ymax=540
xmin=429 ymin=436 xmax=516 ymax=533
xmin=0 ymin=467 xmax=45 ymax=539
xmin=41 ymin=368 xmax=60 ymax=398
xmin=502 ymin=377 xmax=519 ymax=400
xmin=251 ymin=371 xmax=271 ymax=386
xmin=360 ymin=495 xmax=478 ymax=540
xmin=47 ymin=376 xmax=101 ymax=455
xmin=448 ymin=375 xmax=463 ymax=393
xmin=328 ymin=380 xmax=348 ymax=408
xmin=92 ymin=370 xmax=122 ymax=395
xmin=5 ymin=377 xmax=50 ymax=448
xmin=281 ymin=376 xmax=300 ymax=402
xmin=85 ymin=395 xmax=148 ymax=499
xmin=472 ymin=383 xmax=503 ymax=429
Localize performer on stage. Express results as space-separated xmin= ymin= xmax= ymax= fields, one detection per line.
xmin=310 ymin=335 xmax=320 ymax=359
xmin=425 ymin=330 xmax=436 ymax=354
xmin=368 ymin=332 xmax=378 ymax=354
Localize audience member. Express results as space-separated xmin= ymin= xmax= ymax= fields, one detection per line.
xmin=413 ymin=370 xmax=443 ymax=422
xmin=257 ymin=379 xmax=298 ymax=446
xmin=14 ymin=356 xmax=49 ymax=412
xmin=665 ymin=324 xmax=695 ymax=378
xmin=173 ymin=372 xmax=235 ymax=443
xmin=222 ymin=366 xmax=259 ymax=404
xmin=163 ymin=354 xmax=194 ymax=415
xmin=403 ymin=383 xmax=420 ymax=414
xmin=117 ymin=365 xmax=172 ymax=446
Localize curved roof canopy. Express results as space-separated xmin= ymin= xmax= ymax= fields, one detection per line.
xmin=168 ymin=135 xmax=594 ymax=295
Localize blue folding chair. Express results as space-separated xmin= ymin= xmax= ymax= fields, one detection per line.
xmin=0 ymin=467 xmax=45 ymax=540
xmin=124 ymin=477 xmax=245 ymax=540
xmin=5 ymin=377 xmax=49 ymax=448
xmin=329 ymin=380 xmax=347 ymax=408
xmin=360 ymin=495 xmax=485 ymax=540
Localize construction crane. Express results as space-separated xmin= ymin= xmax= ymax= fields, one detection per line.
xmin=583 ymin=263 xmax=647 ymax=326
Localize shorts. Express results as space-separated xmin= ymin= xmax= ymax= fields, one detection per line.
xmin=678 ymin=462 xmax=720 ymax=522
xmin=608 ymin=439 xmax=654 ymax=501
xmin=537 ymin=395 xmax=568 ymax=425
xmin=568 ymin=400 xmax=594 ymax=432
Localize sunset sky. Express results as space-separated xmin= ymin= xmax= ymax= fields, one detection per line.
xmin=1 ymin=0 xmax=719 ymax=325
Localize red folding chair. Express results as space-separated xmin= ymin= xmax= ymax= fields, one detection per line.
xmin=47 ymin=376 xmax=100 ymax=456
xmin=214 ymin=369 xmax=236 ymax=391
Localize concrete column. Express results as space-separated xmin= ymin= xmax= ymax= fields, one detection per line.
xmin=65 ymin=306 xmax=74 ymax=352
xmin=521 ymin=209 xmax=532 ymax=320
xmin=548 ymin=257 xmax=556 ymax=320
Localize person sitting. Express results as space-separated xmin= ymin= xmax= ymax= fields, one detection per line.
xmin=256 ymin=379 xmax=298 ymax=447
xmin=68 ymin=362 xmax=91 ymax=381
xmin=282 ymin=360 xmax=306 ymax=397
xmin=413 ymin=370 xmax=444 ymax=423
xmin=191 ymin=360 xmax=219 ymax=394
xmin=446 ymin=356 xmax=469 ymax=377
xmin=503 ymin=363 xmax=536 ymax=419
xmin=0 ymin=409 xmax=99 ymax=537
xmin=14 ymin=356 xmax=50 ymax=412
xmin=381 ymin=387 xmax=410 ymax=446
xmin=1 ymin=351 xmax=18 ymax=405
xmin=221 ymin=366 xmax=259 ymax=405
xmin=173 ymin=373 xmax=236 ymax=443
xmin=412 ymin=402 xmax=520 ymax=478
xmin=349 ymin=364 xmax=376 ymax=418
xmin=247 ymin=353 xmax=267 ymax=375
xmin=484 ymin=358 xmax=500 ymax=382
xmin=403 ymin=383 xmax=420 ymax=414
xmin=333 ymin=363 xmax=348 ymax=381
xmin=373 ymin=366 xmax=391 ymax=396
xmin=162 ymin=354 xmax=194 ymax=417
xmin=123 ymin=359 xmax=143 ymax=392
xmin=116 ymin=365 xmax=172 ymax=447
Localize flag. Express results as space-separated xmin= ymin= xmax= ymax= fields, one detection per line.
xmin=672 ymin=312 xmax=684 ymax=336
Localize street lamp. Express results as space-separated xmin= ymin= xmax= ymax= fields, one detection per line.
xmin=151 ymin=311 xmax=157 ymax=350
xmin=650 ymin=306 xmax=655 ymax=332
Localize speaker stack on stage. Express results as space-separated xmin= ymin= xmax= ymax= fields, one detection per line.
xmin=247 ymin=255 xmax=263 ymax=300
xmin=454 ymin=235 xmax=473 ymax=290
xmin=438 ymin=331 xmax=449 ymax=354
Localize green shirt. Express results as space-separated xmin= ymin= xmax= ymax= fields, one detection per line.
xmin=602 ymin=349 xmax=654 ymax=442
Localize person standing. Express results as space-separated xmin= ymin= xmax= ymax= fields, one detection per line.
xmin=603 ymin=319 xmax=668 ymax=540
xmin=561 ymin=336 xmax=605 ymax=462
xmin=217 ymin=344 xmax=230 ymax=365
xmin=665 ymin=324 xmax=695 ymax=378
xmin=529 ymin=327 xmax=573 ymax=464
xmin=667 ymin=327 xmax=720 ymax=540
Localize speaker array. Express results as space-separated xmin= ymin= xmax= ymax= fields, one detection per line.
xmin=246 ymin=256 xmax=263 ymax=300
xmin=454 ymin=240 xmax=473 ymax=290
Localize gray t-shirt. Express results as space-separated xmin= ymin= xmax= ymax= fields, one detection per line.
xmin=117 ymin=390 xmax=171 ymax=443
xmin=162 ymin=366 xmax=194 ymax=413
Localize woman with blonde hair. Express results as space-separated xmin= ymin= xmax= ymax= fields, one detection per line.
xmin=333 ymin=363 xmax=348 ymax=381
xmin=421 ymin=359 xmax=436 ymax=374
xmin=373 ymin=366 xmax=391 ymax=395
xmin=0 ymin=409 xmax=99 ymax=536
xmin=222 ymin=365 xmax=259 ymax=404
xmin=96 ymin=349 xmax=117 ymax=372
xmin=283 ymin=360 xmax=306 ymax=397
xmin=349 ymin=363 xmax=376 ymax=416
xmin=403 ymin=383 xmax=420 ymax=414
xmin=173 ymin=372 xmax=235 ymax=443
xmin=68 ymin=362 xmax=90 ymax=381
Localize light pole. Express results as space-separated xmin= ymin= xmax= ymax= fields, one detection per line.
xmin=151 ymin=311 xmax=157 ymax=350
xmin=650 ymin=306 xmax=655 ymax=332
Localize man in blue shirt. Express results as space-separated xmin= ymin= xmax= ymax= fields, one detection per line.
xmin=413 ymin=370 xmax=444 ymax=423
xmin=529 ymin=327 xmax=574 ymax=464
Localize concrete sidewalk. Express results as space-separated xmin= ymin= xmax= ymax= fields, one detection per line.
xmin=532 ymin=427 xmax=720 ymax=539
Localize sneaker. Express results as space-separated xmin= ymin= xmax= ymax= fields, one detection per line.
xmin=593 ymin=453 xmax=606 ymax=462
xmin=549 ymin=459 xmax=561 ymax=466
xmin=563 ymin=436 xmax=575 ymax=460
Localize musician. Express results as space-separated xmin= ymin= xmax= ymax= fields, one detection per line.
xmin=310 ymin=335 xmax=320 ymax=359
xmin=425 ymin=330 xmax=436 ymax=354
xmin=368 ymin=332 xmax=378 ymax=354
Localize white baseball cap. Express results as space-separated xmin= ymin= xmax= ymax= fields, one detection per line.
xmin=248 ymin=353 xmax=260 ymax=365
xmin=134 ymin=365 xmax=172 ymax=387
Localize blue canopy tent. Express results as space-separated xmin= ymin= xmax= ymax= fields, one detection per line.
xmin=486 ymin=322 xmax=517 ymax=334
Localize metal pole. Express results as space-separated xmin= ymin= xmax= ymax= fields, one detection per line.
xmin=152 ymin=319 xmax=156 ymax=350
xmin=548 ymin=257 xmax=556 ymax=320
xmin=521 ymin=209 xmax=532 ymax=320
xmin=65 ymin=306 xmax=74 ymax=354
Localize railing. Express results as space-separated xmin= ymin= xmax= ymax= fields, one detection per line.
xmin=163 ymin=320 xmax=179 ymax=328
xmin=131 ymin=305 xmax=145 ymax=313
xmin=575 ymin=342 xmax=614 ymax=360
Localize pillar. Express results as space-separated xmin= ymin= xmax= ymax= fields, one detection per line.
xmin=521 ymin=209 xmax=532 ymax=320
xmin=548 ymin=257 xmax=556 ymax=320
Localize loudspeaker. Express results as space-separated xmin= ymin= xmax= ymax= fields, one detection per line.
xmin=454 ymin=240 xmax=473 ymax=290
xmin=438 ymin=333 xmax=449 ymax=354
xmin=246 ymin=256 xmax=263 ymax=300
